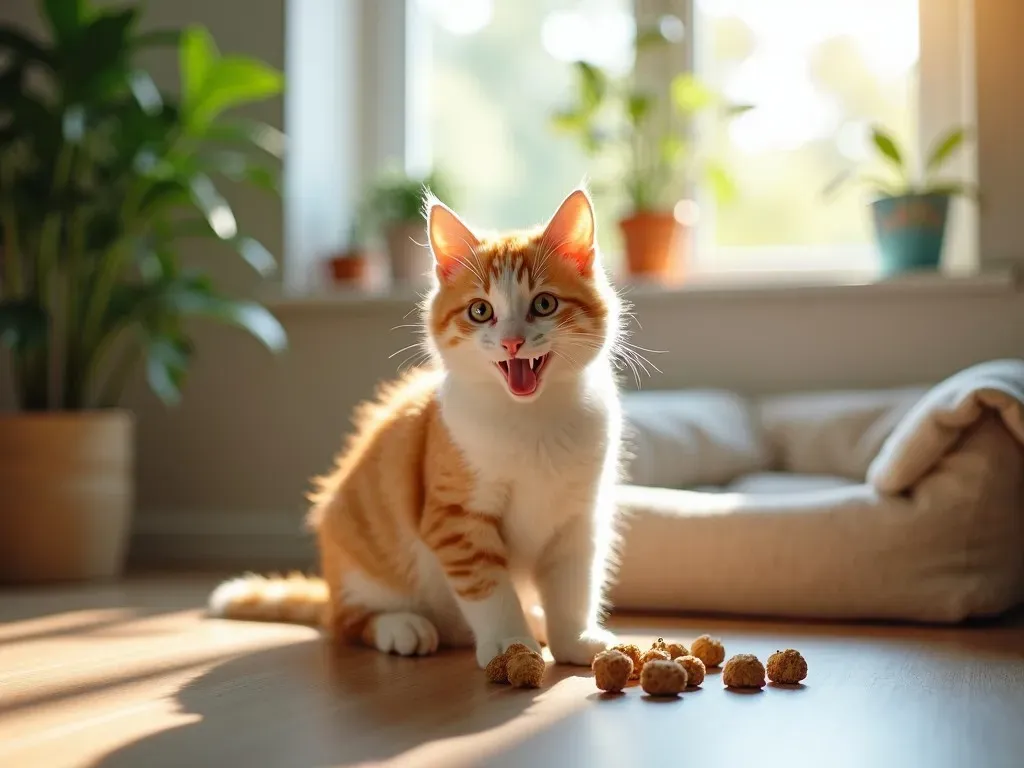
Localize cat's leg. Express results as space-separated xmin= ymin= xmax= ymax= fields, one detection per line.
xmin=422 ymin=503 xmax=539 ymax=668
xmin=534 ymin=500 xmax=618 ymax=666
xmin=318 ymin=516 xmax=440 ymax=656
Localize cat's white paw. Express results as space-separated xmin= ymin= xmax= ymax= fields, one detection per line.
xmin=548 ymin=627 xmax=617 ymax=667
xmin=474 ymin=635 xmax=542 ymax=669
xmin=372 ymin=613 xmax=440 ymax=656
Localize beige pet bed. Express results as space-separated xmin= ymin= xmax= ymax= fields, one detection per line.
xmin=610 ymin=359 xmax=1024 ymax=623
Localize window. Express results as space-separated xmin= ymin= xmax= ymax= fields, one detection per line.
xmin=284 ymin=0 xmax=977 ymax=292
xmin=409 ymin=0 xmax=632 ymax=241
xmin=691 ymin=0 xmax=920 ymax=274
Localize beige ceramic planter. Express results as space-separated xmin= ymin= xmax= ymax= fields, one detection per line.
xmin=0 ymin=410 xmax=134 ymax=583
xmin=384 ymin=221 xmax=432 ymax=286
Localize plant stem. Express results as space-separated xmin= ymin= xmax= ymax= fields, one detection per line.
xmin=95 ymin=338 xmax=141 ymax=408
xmin=62 ymin=204 xmax=88 ymax=409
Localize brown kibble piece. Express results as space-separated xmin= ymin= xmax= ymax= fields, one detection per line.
xmin=666 ymin=642 xmax=688 ymax=659
xmin=650 ymin=637 xmax=669 ymax=652
xmin=640 ymin=648 xmax=671 ymax=668
xmin=612 ymin=644 xmax=644 ymax=679
xmin=641 ymin=659 xmax=688 ymax=696
xmin=722 ymin=653 xmax=766 ymax=689
xmin=592 ymin=649 xmax=633 ymax=693
xmin=485 ymin=653 xmax=509 ymax=684
xmin=504 ymin=642 xmax=533 ymax=658
xmin=690 ymin=634 xmax=726 ymax=668
xmin=507 ymin=650 xmax=546 ymax=688
xmin=766 ymin=649 xmax=808 ymax=685
xmin=675 ymin=655 xmax=706 ymax=687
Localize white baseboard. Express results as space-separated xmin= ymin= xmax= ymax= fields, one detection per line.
xmin=131 ymin=509 xmax=316 ymax=568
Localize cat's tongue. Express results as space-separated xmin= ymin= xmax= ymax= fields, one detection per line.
xmin=507 ymin=358 xmax=537 ymax=396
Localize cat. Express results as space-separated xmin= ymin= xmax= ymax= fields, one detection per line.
xmin=209 ymin=187 xmax=625 ymax=668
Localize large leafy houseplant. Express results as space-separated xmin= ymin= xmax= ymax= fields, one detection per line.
xmin=0 ymin=0 xmax=287 ymax=412
xmin=550 ymin=19 xmax=751 ymax=276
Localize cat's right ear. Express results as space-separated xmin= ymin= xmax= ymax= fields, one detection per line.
xmin=426 ymin=198 xmax=479 ymax=283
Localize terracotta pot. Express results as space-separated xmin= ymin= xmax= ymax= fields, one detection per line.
xmin=384 ymin=221 xmax=431 ymax=285
xmin=619 ymin=212 xmax=687 ymax=277
xmin=0 ymin=410 xmax=134 ymax=583
xmin=327 ymin=252 xmax=368 ymax=286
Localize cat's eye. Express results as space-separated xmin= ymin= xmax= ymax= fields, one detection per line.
xmin=467 ymin=300 xmax=494 ymax=323
xmin=531 ymin=292 xmax=558 ymax=317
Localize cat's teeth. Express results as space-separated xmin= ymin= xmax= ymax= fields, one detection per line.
xmin=531 ymin=357 xmax=540 ymax=370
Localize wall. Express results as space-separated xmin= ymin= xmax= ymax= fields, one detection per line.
xmin=2 ymin=1 xmax=1023 ymax=567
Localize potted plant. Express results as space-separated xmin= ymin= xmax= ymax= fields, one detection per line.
xmin=826 ymin=125 xmax=976 ymax=276
xmin=367 ymin=167 xmax=454 ymax=286
xmin=326 ymin=221 xmax=370 ymax=288
xmin=551 ymin=21 xmax=751 ymax=278
xmin=0 ymin=0 xmax=287 ymax=582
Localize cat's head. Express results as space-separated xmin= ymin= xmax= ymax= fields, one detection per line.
xmin=423 ymin=188 xmax=618 ymax=401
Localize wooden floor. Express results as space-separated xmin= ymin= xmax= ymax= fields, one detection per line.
xmin=1 ymin=576 xmax=1023 ymax=768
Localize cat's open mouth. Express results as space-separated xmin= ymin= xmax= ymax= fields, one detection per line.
xmin=496 ymin=355 xmax=549 ymax=397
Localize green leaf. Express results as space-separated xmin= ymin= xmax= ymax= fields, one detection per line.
xmin=170 ymin=220 xmax=278 ymax=276
xmin=145 ymin=334 xmax=192 ymax=406
xmin=0 ymin=299 xmax=48 ymax=350
xmin=188 ymin=174 xmax=237 ymax=239
xmin=185 ymin=56 xmax=283 ymax=130
xmin=550 ymin=109 xmax=585 ymax=133
xmin=671 ymin=73 xmax=716 ymax=113
xmin=0 ymin=24 xmax=55 ymax=66
xmin=575 ymin=61 xmax=606 ymax=113
xmin=725 ymin=103 xmax=755 ymax=117
xmin=659 ymin=135 xmax=686 ymax=165
xmin=173 ymin=293 xmax=287 ymax=353
xmin=42 ymin=0 xmax=88 ymax=44
xmin=202 ymin=118 xmax=286 ymax=158
xmin=128 ymin=70 xmax=163 ymax=115
xmin=870 ymin=127 xmax=905 ymax=173
xmin=627 ymin=93 xmax=653 ymax=126
xmin=705 ymin=162 xmax=738 ymax=204
xmin=925 ymin=128 xmax=967 ymax=175
xmin=180 ymin=26 xmax=217 ymax=108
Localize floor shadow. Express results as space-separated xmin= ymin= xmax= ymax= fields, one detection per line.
xmin=89 ymin=640 xmax=562 ymax=768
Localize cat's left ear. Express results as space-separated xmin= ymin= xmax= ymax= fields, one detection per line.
xmin=540 ymin=188 xmax=596 ymax=274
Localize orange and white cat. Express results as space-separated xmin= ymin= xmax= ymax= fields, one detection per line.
xmin=209 ymin=188 xmax=624 ymax=667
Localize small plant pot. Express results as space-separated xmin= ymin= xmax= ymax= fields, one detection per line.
xmin=871 ymin=193 xmax=950 ymax=276
xmin=384 ymin=221 xmax=432 ymax=285
xmin=619 ymin=212 xmax=686 ymax=278
xmin=327 ymin=251 xmax=369 ymax=287
xmin=0 ymin=411 xmax=134 ymax=583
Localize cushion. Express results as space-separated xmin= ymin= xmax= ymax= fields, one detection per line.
xmin=610 ymin=360 xmax=1024 ymax=623
xmin=621 ymin=390 xmax=771 ymax=488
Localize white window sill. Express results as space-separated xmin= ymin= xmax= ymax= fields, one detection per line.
xmin=261 ymin=267 xmax=1021 ymax=313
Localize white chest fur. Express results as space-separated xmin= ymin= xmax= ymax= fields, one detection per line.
xmin=439 ymin=369 xmax=621 ymax=566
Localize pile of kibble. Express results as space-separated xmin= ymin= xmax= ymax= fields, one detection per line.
xmin=485 ymin=636 xmax=808 ymax=696
xmin=593 ymin=636 xmax=808 ymax=696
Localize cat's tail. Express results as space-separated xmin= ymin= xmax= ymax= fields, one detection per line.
xmin=207 ymin=572 xmax=327 ymax=625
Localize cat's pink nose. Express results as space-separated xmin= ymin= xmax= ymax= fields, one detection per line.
xmin=501 ymin=336 xmax=525 ymax=357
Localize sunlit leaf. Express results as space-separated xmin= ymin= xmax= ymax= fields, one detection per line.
xmin=627 ymin=93 xmax=653 ymax=126
xmin=575 ymin=61 xmax=606 ymax=113
xmin=42 ymin=0 xmax=88 ymax=44
xmin=145 ymin=334 xmax=193 ymax=406
xmin=925 ymin=128 xmax=967 ymax=175
xmin=186 ymin=57 xmax=283 ymax=130
xmin=671 ymin=73 xmax=716 ymax=113
xmin=181 ymin=26 xmax=218 ymax=112
xmin=705 ymin=162 xmax=738 ymax=204
xmin=870 ymin=127 xmax=905 ymax=173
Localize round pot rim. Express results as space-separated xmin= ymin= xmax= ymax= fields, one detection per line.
xmin=0 ymin=408 xmax=135 ymax=425
xmin=871 ymin=192 xmax=952 ymax=205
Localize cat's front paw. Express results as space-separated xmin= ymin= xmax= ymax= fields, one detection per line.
xmin=474 ymin=635 xmax=542 ymax=669
xmin=548 ymin=627 xmax=617 ymax=667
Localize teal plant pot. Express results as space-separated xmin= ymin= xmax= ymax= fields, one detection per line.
xmin=870 ymin=193 xmax=950 ymax=276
